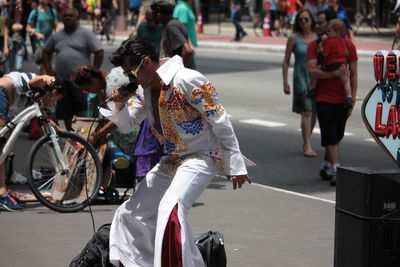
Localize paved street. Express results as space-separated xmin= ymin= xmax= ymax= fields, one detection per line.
xmin=0 ymin=26 xmax=397 ymax=266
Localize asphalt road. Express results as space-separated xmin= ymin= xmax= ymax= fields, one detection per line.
xmin=2 ymin=45 xmax=394 ymax=267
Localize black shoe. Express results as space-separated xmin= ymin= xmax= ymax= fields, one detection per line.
xmin=241 ymin=31 xmax=248 ymax=40
xmin=320 ymin=167 xmax=333 ymax=180
xmin=330 ymin=174 xmax=337 ymax=186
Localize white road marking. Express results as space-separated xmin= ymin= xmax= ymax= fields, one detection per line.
xmin=365 ymin=138 xmax=375 ymax=142
xmin=240 ymin=119 xmax=287 ymax=127
xmin=252 ymin=183 xmax=335 ymax=204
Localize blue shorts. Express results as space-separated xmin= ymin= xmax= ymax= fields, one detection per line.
xmin=0 ymin=85 xmax=9 ymax=120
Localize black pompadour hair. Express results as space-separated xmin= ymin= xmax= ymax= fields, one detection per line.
xmin=317 ymin=8 xmax=337 ymax=22
xmin=150 ymin=0 xmax=175 ymax=16
xmin=109 ymin=38 xmax=159 ymax=67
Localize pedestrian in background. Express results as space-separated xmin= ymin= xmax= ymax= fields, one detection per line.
xmin=282 ymin=8 xmax=317 ymax=157
xmin=306 ymin=8 xmax=358 ymax=186
xmin=173 ymin=0 xmax=197 ymax=49
xmin=305 ymin=0 xmax=318 ymax=17
xmin=287 ymin=0 xmax=303 ymax=28
xmin=323 ymin=0 xmax=354 ymax=41
xmin=26 ymin=0 xmax=57 ymax=74
xmin=230 ymin=0 xmax=247 ymax=41
xmin=269 ymin=0 xmax=280 ymax=36
xmin=136 ymin=5 xmax=163 ymax=54
xmin=4 ymin=0 xmax=25 ymax=72
xmin=42 ymin=8 xmax=104 ymax=131
xmin=151 ymin=0 xmax=195 ymax=69
xmin=129 ymin=0 xmax=142 ymax=26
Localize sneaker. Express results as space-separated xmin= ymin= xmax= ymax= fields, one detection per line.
xmin=8 ymin=191 xmax=27 ymax=207
xmin=0 ymin=192 xmax=23 ymax=211
xmin=344 ymin=96 xmax=353 ymax=109
xmin=320 ymin=167 xmax=334 ymax=180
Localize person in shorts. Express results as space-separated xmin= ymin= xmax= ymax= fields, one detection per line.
xmin=306 ymin=9 xmax=358 ymax=186
xmin=0 ymin=72 xmax=60 ymax=211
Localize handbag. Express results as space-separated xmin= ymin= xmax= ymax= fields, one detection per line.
xmin=194 ymin=231 xmax=227 ymax=267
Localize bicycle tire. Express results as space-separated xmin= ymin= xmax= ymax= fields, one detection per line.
xmin=27 ymin=131 xmax=102 ymax=213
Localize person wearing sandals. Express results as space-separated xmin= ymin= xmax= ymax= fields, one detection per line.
xmin=282 ymin=9 xmax=318 ymax=157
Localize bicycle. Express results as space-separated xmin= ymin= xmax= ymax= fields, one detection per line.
xmin=0 ymin=81 xmax=102 ymax=212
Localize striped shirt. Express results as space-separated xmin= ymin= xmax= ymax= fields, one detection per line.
xmin=5 ymin=72 xmax=36 ymax=114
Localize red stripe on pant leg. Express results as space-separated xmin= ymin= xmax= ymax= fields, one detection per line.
xmin=162 ymin=204 xmax=183 ymax=267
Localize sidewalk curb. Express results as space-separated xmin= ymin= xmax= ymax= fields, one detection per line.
xmin=113 ymin=34 xmax=376 ymax=57
xmin=197 ymin=41 xmax=376 ymax=57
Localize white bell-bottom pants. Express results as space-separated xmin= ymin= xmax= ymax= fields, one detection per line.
xmin=109 ymin=156 xmax=218 ymax=267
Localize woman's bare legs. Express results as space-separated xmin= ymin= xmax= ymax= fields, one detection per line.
xmin=301 ymin=111 xmax=317 ymax=157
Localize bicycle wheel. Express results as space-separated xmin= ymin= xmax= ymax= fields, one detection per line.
xmin=27 ymin=131 xmax=102 ymax=212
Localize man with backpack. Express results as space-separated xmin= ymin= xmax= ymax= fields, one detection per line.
xmin=306 ymin=8 xmax=358 ymax=186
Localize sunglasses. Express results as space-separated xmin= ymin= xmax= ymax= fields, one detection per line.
xmin=299 ymin=17 xmax=310 ymax=23
xmin=124 ymin=58 xmax=144 ymax=80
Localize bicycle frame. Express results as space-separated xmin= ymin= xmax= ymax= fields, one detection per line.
xmin=0 ymin=102 xmax=69 ymax=174
xmin=0 ymin=102 xmax=42 ymax=164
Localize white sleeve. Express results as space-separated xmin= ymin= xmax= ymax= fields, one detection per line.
xmin=178 ymin=70 xmax=247 ymax=176
xmin=99 ymin=93 xmax=146 ymax=134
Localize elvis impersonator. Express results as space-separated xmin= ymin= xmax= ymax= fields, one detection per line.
xmin=100 ymin=38 xmax=251 ymax=267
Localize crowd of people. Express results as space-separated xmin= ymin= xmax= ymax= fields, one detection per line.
xmin=0 ymin=2 xmax=251 ymax=266
xmin=0 ymin=0 xmax=361 ymax=265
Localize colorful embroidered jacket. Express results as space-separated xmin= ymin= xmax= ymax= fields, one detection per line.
xmin=101 ymin=56 xmax=247 ymax=176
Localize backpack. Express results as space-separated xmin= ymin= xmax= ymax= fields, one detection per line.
xmin=32 ymin=7 xmax=56 ymax=29
xmin=69 ymin=223 xmax=113 ymax=267
xmin=70 ymin=225 xmax=227 ymax=267
xmin=194 ymin=231 xmax=227 ymax=267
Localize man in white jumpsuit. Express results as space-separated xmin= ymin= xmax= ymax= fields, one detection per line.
xmin=101 ymin=38 xmax=251 ymax=267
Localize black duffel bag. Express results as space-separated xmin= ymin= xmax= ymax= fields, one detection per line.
xmin=194 ymin=231 xmax=227 ymax=267
xmin=69 ymin=223 xmax=113 ymax=267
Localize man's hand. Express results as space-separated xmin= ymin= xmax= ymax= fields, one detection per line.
xmin=35 ymin=32 xmax=45 ymax=40
xmin=227 ymin=175 xmax=251 ymax=190
xmin=111 ymin=86 xmax=133 ymax=111
xmin=29 ymin=74 xmax=56 ymax=88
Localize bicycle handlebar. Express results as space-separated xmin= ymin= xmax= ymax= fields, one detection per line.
xmin=28 ymin=78 xmax=64 ymax=101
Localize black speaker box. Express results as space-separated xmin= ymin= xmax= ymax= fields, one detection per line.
xmin=334 ymin=167 xmax=400 ymax=267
